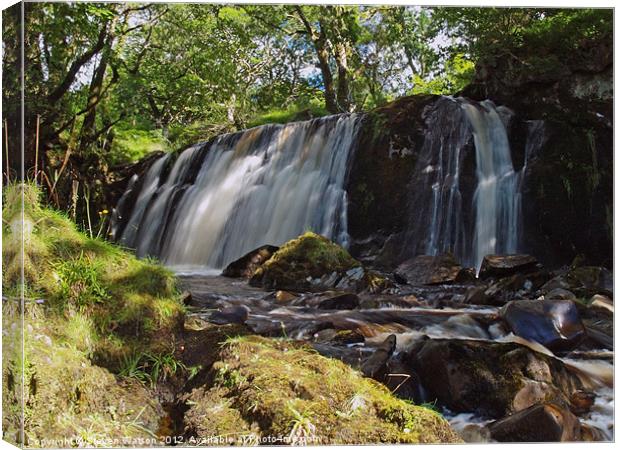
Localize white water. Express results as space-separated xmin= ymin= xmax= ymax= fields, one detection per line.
xmin=118 ymin=154 xmax=170 ymax=247
xmin=116 ymin=115 xmax=362 ymax=269
xmin=461 ymin=100 xmax=520 ymax=271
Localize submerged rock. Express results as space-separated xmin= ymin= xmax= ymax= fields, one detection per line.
xmin=488 ymin=403 xmax=581 ymax=442
xmin=407 ymin=339 xmax=582 ymax=418
xmin=209 ymin=305 xmax=251 ymax=325
xmin=500 ymin=299 xmax=585 ymax=351
xmin=221 ymin=245 xmax=279 ymax=279
xmin=478 ymin=254 xmax=538 ymax=279
xmin=317 ymin=293 xmax=360 ymax=310
xmin=394 ymin=254 xmax=462 ymax=285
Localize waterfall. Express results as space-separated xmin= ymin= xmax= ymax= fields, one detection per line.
xmin=402 ymin=97 xmax=526 ymax=270
xmin=461 ymin=100 xmax=521 ymax=271
xmin=114 ymin=97 xmax=532 ymax=272
xmin=113 ymin=114 xmax=362 ymax=270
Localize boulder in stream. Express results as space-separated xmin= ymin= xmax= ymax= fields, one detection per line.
xmin=361 ymin=334 xmax=397 ymax=379
xmin=478 ymin=254 xmax=539 ymax=279
xmin=394 ymin=254 xmax=463 ymax=285
xmin=209 ymin=305 xmax=251 ymax=325
xmin=221 ymin=245 xmax=279 ymax=278
xmin=317 ymin=293 xmax=360 ymax=310
xmin=541 ymin=265 xmax=613 ymax=298
xmin=184 ymin=334 xmax=461 ymax=444
xmin=407 ymin=339 xmax=582 ymax=419
xmin=488 ymin=403 xmax=582 ymax=442
xmin=500 ymin=299 xmax=585 ymax=351
xmin=249 ymin=232 xmax=388 ymax=293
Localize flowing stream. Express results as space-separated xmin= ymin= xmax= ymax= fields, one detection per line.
xmin=113 ymin=98 xmax=612 ymax=442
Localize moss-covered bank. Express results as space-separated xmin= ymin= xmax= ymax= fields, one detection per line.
xmin=2 ymin=183 xmax=185 ymax=446
xmin=183 ymin=334 xmax=461 ymax=445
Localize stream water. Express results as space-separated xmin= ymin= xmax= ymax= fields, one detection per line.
xmin=178 ymin=274 xmax=614 ymax=442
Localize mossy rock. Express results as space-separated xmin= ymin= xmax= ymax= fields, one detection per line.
xmin=249 ymin=232 xmax=362 ymax=292
xmin=183 ymin=335 xmax=460 ymax=444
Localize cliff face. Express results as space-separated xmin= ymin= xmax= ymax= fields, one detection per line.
xmin=347 ymin=36 xmax=612 ymax=269
xmin=108 ymin=37 xmax=612 ymax=271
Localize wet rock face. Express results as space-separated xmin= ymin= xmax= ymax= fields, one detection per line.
xmin=542 ymin=266 xmax=613 ymax=298
xmin=478 ymin=254 xmax=538 ymax=279
xmin=407 ymin=339 xmax=582 ymax=419
xmin=394 ymin=254 xmax=463 ymax=286
xmin=317 ymin=293 xmax=360 ymax=310
xmin=488 ymin=403 xmax=582 ymax=442
xmin=221 ymin=245 xmax=279 ymax=279
xmin=344 ymin=37 xmax=611 ymax=271
xmin=500 ymin=300 xmax=585 ymax=352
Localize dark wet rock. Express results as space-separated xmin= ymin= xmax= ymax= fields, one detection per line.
xmin=569 ymin=390 xmax=596 ymax=415
xmin=312 ymin=328 xmax=365 ymax=346
xmin=209 ymin=305 xmax=251 ymax=325
xmin=384 ymin=356 xmax=425 ymax=404
xmin=468 ymin=274 xmax=536 ymax=306
xmin=488 ymin=403 xmax=582 ymax=442
xmin=394 ymin=254 xmax=462 ymax=286
xmin=479 ymin=254 xmax=538 ymax=279
xmin=463 ymin=286 xmax=490 ymax=305
xmin=545 ymin=288 xmax=577 ymax=301
xmin=361 ymin=334 xmax=397 ymax=379
xmin=317 ymin=293 xmax=360 ymax=310
xmin=180 ymin=290 xmax=193 ymax=305
xmin=582 ymin=320 xmax=613 ymax=350
xmin=542 ymin=266 xmax=613 ymax=298
xmin=500 ymin=299 xmax=585 ymax=351
xmin=408 ymin=339 xmax=582 ymax=418
xmin=222 ymin=245 xmax=279 ymax=279
xmin=332 ymin=329 xmax=365 ymax=345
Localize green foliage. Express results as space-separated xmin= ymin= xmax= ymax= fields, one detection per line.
xmin=53 ymin=253 xmax=110 ymax=309
xmin=247 ymin=103 xmax=330 ymax=128
xmin=119 ymin=351 xmax=196 ymax=388
xmin=411 ymin=53 xmax=475 ymax=95
xmin=2 ymin=182 xmax=184 ymax=369
xmin=108 ymin=128 xmax=169 ymax=166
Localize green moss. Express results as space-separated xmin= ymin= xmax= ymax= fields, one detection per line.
xmin=184 ymin=335 xmax=460 ymax=444
xmin=251 ymin=232 xmax=361 ymax=291
xmin=2 ymin=302 xmax=164 ymax=447
xmin=2 ymin=183 xmax=185 ymax=367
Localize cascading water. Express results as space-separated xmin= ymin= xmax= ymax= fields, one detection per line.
xmin=115 ymin=97 xmax=534 ymax=271
xmin=112 ymin=114 xmax=362 ymax=269
xmin=402 ymin=96 xmax=528 ymax=270
xmin=461 ymin=100 xmax=521 ymax=271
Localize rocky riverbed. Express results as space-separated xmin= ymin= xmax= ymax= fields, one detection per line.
xmin=173 ymin=235 xmax=613 ymax=443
